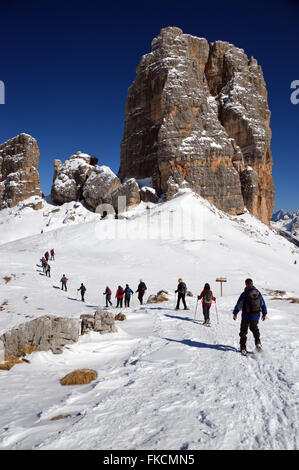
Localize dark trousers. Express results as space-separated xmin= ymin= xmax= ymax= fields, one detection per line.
xmin=61 ymin=283 xmax=67 ymax=291
xmin=138 ymin=292 xmax=144 ymax=304
xmin=202 ymin=304 xmax=211 ymax=322
xmin=125 ymin=296 xmax=131 ymax=307
xmin=176 ymin=293 xmax=187 ymax=309
xmin=81 ymin=292 xmax=85 ymax=302
xmin=46 ymin=270 xmax=51 ymax=277
xmin=117 ymin=298 xmax=123 ymax=308
xmin=239 ymin=318 xmax=260 ymax=349
xmin=106 ymin=294 xmax=112 ymax=307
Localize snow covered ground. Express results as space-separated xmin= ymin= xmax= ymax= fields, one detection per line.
xmin=0 ymin=191 xmax=298 ymax=450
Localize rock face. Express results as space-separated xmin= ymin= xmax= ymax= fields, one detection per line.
xmin=80 ymin=309 xmax=117 ymax=335
xmin=83 ymin=165 xmax=121 ymax=210
xmin=51 ymin=152 xmax=99 ymax=205
xmin=119 ymin=27 xmax=275 ymax=224
xmin=0 ymin=134 xmax=41 ymax=209
xmin=0 ymin=315 xmax=79 ymax=358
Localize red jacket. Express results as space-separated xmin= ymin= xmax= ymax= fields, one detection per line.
xmin=116 ymin=288 xmax=124 ymax=299
xmin=198 ymin=290 xmax=216 ymax=306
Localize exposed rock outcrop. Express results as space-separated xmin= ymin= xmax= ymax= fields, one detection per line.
xmin=0 ymin=134 xmax=41 ymax=209
xmin=0 ymin=315 xmax=79 ymax=358
xmin=51 ymin=152 xmax=98 ymax=205
xmin=110 ymin=178 xmax=141 ymax=211
xmin=80 ymin=309 xmax=117 ymax=335
xmin=82 ymin=165 xmax=121 ymax=210
xmin=119 ymin=27 xmax=275 ymax=224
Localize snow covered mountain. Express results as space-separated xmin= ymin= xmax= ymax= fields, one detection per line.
xmin=272 ymin=209 xmax=299 ymax=244
xmin=0 ymin=191 xmax=298 ymax=450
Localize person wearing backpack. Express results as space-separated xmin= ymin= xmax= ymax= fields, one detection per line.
xmin=103 ymin=286 xmax=112 ymax=307
xmin=50 ymin=248 xmax=55 ymax=261
xmin=175 ymin=278 xmax=189 ymax=310
xmin=41 ymin=256 xmax=47 ymax=273
xmin=197 ymin=283 xmax=216 ymax=326
xmin=124 ymin=284 xmax=134 ymax=308
xmin=233 ymin=278 xmax=267 ymax=355
xmin=60 ymin=274 xmax=68 ymax=291
xmin=116 ymin=286 xmax=124 ymax=308
xmin=77 ymin=283 xmax=86 ymax=302
xmin=45 ymin=262 xmax=51 ymax=278
xmin=136 ymin=280 xmax=147 ymax=305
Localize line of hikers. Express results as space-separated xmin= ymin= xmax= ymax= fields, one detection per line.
xmin=39 ymin=252 xmax=267 ymax=355
xmin=41 ymin=249 xmax=55 ymax=277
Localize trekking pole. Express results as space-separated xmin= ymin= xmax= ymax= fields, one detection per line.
xmin=215 ymin=300 xmax=219 ymax=324
xmin=193 ymin=299 xmax=199 ymax=322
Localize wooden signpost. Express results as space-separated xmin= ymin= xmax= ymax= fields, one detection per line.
xmin=216 ymin=277 xmax=227 ymax=297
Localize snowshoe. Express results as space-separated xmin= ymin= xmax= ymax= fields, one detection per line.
xmin=256 ymin=343 xmax=262 ymax=353
xmin=241 ymin=349 xmax=247 ymax=356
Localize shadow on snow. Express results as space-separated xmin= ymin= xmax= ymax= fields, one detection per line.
xmin=163 ymin=337 xmax=238 ymax=353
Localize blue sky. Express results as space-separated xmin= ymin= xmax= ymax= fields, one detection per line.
xmin=0 ymin=0 xmax=298 ymax=211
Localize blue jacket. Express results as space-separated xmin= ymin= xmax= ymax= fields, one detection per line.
xmin=233 ymin=286 xmax=267 ymax=320
xmin=124 ymin=287 xmax=133 ymax=298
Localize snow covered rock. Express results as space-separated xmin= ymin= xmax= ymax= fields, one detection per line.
xmin=82 ymin=165 xmax=121 ymax=210
xmin=110 ymin=178 xmax=141 ymax=212
xmin=0 ymin=316 xmax=80 ymax=358
xmin=51 ymin=152 xmax=98 ymax=205
xmin=119 ymin=27 xmax=274 ymax=224
xmin=80 ymin=309 xmax=117 ymax=335
xmin=139 ymin=186 xmax=159 ymax=203
xmin=0 ymin=134 xmax=41 ymax=209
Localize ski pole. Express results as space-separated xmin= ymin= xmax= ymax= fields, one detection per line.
xmin=194 ymin=299 xmax=199 ymax=321
xmin=215 ymin=300 xmax=219 ymax=324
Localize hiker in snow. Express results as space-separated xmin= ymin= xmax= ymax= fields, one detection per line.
xmin=124 ymin=284 xmax=134 ymax=308
xmin=198 ymin=283 xmax=216 ymax=326
xmin=41 ymin=256 xmax=47 ymax=272
xmin=175 ymin=278 xmax=189 ymax=310
xmin=45 ymin=251 xmax=49 ymax=262
xmin=77 ymin=283 xmax=86 ymax=302
xmin=116 ymin=286 xmax=124 ymax=308
xmin=103 ymin=286 xmax=112 ymax=307
xmin=60 ymin=274 xmax=68 ymax=292
xmin=45 ymin=263 xmax=51 ymax=278
xmin=233 ymin=278 xmax=267 ymax=355
xmin=136 ymin=279 xmax=147 ymax=305
xmin=50 ymin=248 xmax=55 ymax=261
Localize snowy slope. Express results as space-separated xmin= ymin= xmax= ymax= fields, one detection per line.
xmin=0 ymin=191 xmax=298 ymax=450
xmin=272 ymin=209 xmax=299 ymax=244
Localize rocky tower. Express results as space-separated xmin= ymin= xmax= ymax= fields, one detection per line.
xmin=0 ymin=133 xmax=41 ymax=209
xmin=119 ymin=27 xmax=275 ymax=224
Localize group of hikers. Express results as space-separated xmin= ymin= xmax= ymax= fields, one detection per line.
xmin=175 ymin=277 xmax=267 ymax=355
xmin=41 ymin=249 xmax=55 ymax=277
xmin=39 ymin=249 xmax=267 ymax=356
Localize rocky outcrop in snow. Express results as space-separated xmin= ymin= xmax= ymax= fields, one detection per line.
xmin=0 ymin=134 xmax=41 ymax=210
xmin=80 ymin=309 xmax=117 ymax=335
xmin=119 ymin=26 xmax=275 ymax=224
xmin=51 ymin=152 xmax=99 ymax=205
xmin=0 ymin=315 xmax=80 ymax=358
xmin=51 ymin=152 xmax=153 ymax=213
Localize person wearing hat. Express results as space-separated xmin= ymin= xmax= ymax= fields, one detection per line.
xmin=175 ymin=278 xmax=189 ymax=310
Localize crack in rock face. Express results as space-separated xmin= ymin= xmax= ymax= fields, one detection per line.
xmin=119 ymin=26 xmax=275 ymax=224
